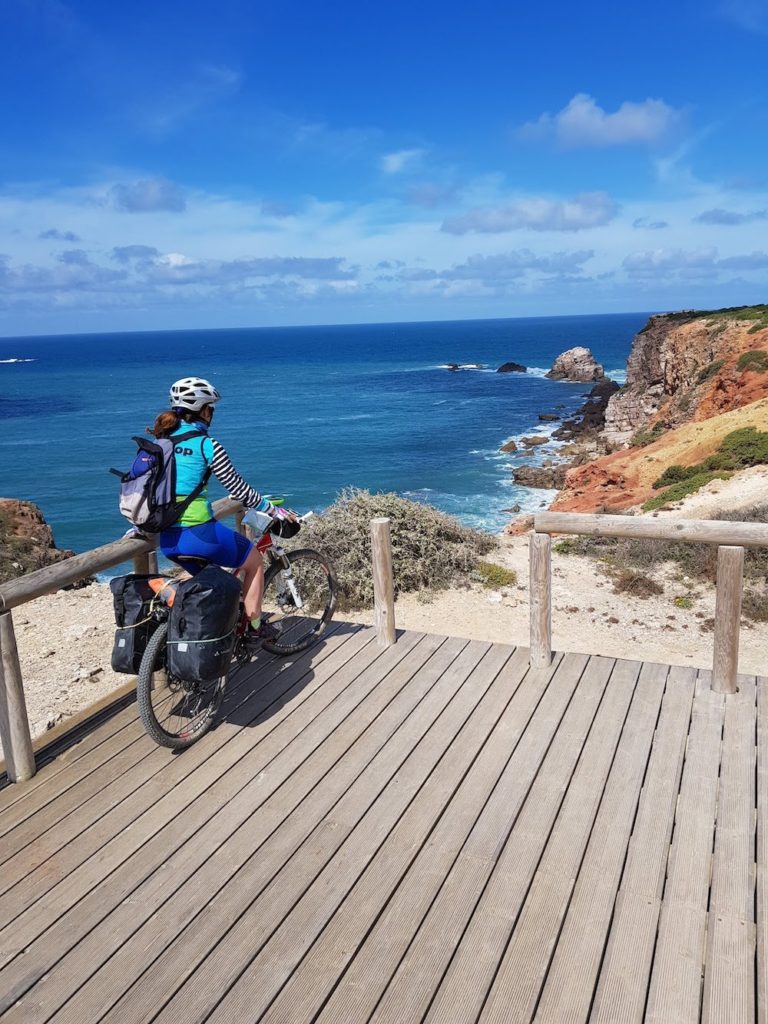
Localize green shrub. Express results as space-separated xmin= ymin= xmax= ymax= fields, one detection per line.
xmin=737 ymin=350 xmax=768 ymax=373
xmin=642 ymin=471 xmax=732 ymax=512
xmin=674 ymin=595 xmax=694 ymax=609
xmin=474 ymin=561 xmax=517 ymax=589
xmin=291 ymin=487 xmax=496 ymax=611
xmin=553 ymin=539 xmax=577 ymax=555
xmin=697 ymin=359 xmax=725 ymax=384
xmin=631 ymin=421 xmax=668 ymax=448
xmin=653 ymin=464 xmax=697 ymax=488
xmin=743 ymin=589 xmax=768 ymax=622
xmin=718 ymin=426 xmax=768 ymax=467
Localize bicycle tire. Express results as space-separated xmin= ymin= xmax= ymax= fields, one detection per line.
xmin=261 ymin=548 xmax=337 ymax=655
xmin=136 ymin=621 xmax=226 ymax=749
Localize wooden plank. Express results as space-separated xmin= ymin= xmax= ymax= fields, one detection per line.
xmin=458 ymin=656 xmax=642 ymax=1024
xmin=711 ymin=546 xmax=744 ymax=694
xmin=702 ymin=676 xmax=756 ymax=1024
xmin=0 ymin=629 xmax=353 ymax=922
xmin=422 ymin=656 xmax=627 ymax=1024
xmin=532 ymin=661 xmax=670 ymax=1022
xmin=261 ymin=652 xmax=573 ymax=1024
xmin=535 ymin=510 xmax=768 ymax=549
xmin=371 ymin=518 xmax=396 ymax=647
xmin=591 ymin=666 xmax=697 ymax=1024
xmin=11 ymin=632 xmax=453 ymax=1024
xmin=316 ymin=652 xmax=597 ymax=1024
xmin=644 ymin=687 xmax=726 ymax=1024
xmin=143 ymin=643 xmax=520 ymax=1024
xmin=0 ymin=625 xmax=375 ymax=975
xmin=758 ymin=676 xmax=768 ymax=1024
xmin=529 ymin=533 xmax=552 ymax=669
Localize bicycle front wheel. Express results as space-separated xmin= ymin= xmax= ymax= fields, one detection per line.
xmin=261 ymin=548 xmax=337 ymax=655
xmin=136 ymin=622 xmax=226 ymax=750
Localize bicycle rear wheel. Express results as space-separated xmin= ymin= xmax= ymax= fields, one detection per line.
xmin=261 ymin=548 xmax=337 ymax=655
xmin=136 ymin=622 xmax=226 ymax=749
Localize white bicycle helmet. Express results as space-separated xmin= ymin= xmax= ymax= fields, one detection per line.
xmin=169 ymin=377 xmax=221 ymax=412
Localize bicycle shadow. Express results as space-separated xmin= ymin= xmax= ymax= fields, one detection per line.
xmin=216 ymin=620 xmax=362 ymax=732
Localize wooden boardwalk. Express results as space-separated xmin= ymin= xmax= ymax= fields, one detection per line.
xmin=0 ymin=622 xmax=764 ymax=1024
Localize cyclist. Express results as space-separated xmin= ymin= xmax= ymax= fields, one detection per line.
xmin=150 ymin=376 xmax=292 ymax=639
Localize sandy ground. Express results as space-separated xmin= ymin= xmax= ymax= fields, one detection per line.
xmin=5 ymin=465 xmax=767 ymax=759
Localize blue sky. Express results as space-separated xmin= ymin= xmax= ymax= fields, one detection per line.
xmin=1 ymin=0 xmax=767 ymax=335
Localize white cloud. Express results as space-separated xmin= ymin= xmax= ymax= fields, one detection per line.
xmin=622 ymin=246 xmax=768 ymax=278
xmin=380 ymin=149 xmax=425 ymax=174
xmin=521 ymin=93 xmax=684 ymax=148
xmin=694 ymin=207 xmax=768 ymax=225
xmin=632 ymin=217 xmax=669 ymax=230
xmin=442 ymin=192 xmax=618 ymax=234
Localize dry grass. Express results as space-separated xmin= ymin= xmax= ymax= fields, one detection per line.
xmin=291 ymin=488 xmax=496 ymax=611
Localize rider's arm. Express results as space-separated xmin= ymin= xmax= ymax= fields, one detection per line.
xmin=208 ymin=438 xmax=274 ymax=513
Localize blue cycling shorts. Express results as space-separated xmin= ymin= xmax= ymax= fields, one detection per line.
xmin=160 ymin=520 xmax=253 ymax=570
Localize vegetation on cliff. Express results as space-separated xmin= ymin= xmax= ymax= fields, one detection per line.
xmin=293 ymin=488 xmax=496 ymax=610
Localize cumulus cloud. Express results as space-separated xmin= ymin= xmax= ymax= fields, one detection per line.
xmin=380 ymin=149 xmax=425 ymax=174
xmin=442 ymin=192 xmax=618 ymax=234
xmin=632 ymin=217 xmax=669 ymax=230
xmin=394 ymin=249 xmax=594 ymax=287
xmin=694 ymin=207 xmax=768 ymax=225
xmin=39 ymin=228 xmax=81 ymax=242
xmin=520 ymin=93 xmax=683 ymax=148
xmin=623 ymin=246 xmax=768 ymax=278
xmin=109 ymin=177 xmax=187 ymax=213
xmin=57 ymin=249 xmax=91 ymax=266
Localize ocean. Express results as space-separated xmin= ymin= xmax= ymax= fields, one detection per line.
xmin=0 ymin=312 xmax=648 ymax=556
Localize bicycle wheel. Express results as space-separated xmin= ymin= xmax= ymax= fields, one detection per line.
xmin=261 ymin=548 xmax=337 ymax=655
xmin=136 ymin=622 xmax=226 ymax=749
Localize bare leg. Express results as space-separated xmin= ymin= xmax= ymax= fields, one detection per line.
xmin=240 ymin=547 xmax=265 ymax=620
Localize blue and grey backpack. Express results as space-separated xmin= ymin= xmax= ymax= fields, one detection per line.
xmin=110 ymin=431 xmax=211 ymax=533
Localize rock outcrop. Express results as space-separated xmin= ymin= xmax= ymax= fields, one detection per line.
xmin=546 ymin=347 xmax=605 ymax=383
xmin=602 ymin=310 xmax=768 ymax=449
xmin=497 ymin=361 xmax=527 ymax=373
xmin=0 ymin=499 xmax=82 ymax=585
xmin=512 ymin=465 xmax=569 ymax=489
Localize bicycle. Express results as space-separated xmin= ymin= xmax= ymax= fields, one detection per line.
xmin=136 ymin=507 xmax=337 ymax=750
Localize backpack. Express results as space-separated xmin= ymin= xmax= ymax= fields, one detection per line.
xmin=110 ymin=431 xmax=212 ymax=533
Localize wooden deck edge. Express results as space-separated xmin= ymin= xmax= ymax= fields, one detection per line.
xmin=0 ymin=677 xmax=138 ymax=788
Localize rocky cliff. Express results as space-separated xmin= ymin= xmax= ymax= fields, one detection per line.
xmin=603 ymin=307 xmax=768 ymax=448
xmin=551 ymin=305 xmax=768 ymax=512
xmin=0 ymin=499 xmax=79 ymax=584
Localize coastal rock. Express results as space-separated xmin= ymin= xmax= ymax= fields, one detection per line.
xmin=546 ymin=347 xmax=605 ymax=383
xmin=499 ymin=439 xmax=518 ymax=453
xmin=512 ymin=465 xmax=569 ymax=489
xmin=520 ymin=435 xmax=549 ymax=448
xmin=0 ymin=498 xmax=87 ymax=586
xmin=497 ymin=361 xmax=527 ymax=373
xmin=602 ymin=310 xmax=768 ymax=449
xmin=538 ymin=413 xmax=560 ymax=422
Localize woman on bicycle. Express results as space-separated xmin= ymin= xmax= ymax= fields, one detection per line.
xmin=150 ymin=376 xmax=288 ymax=638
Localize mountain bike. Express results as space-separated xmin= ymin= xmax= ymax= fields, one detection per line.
xmin=136 ymin=508 xmax=337 ymax=750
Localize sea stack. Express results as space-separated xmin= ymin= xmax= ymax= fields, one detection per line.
xmin=546 ymin=347 xmax=605 ymax=383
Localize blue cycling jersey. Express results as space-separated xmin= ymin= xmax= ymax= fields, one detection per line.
xmin=171 ymin=422 xmax=214 ymax=525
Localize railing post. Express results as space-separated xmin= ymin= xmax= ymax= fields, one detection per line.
xmin=147 ymin=550 xmax=158 ymax=574
xmin=0 ymin=610 xmax=36 ymax=782
xmin=712 ymin=545 xmax=744 ymax=694
xmin=371 ymin=517 xmax=396 ymax=647
xmin=133 ymin=553 xmax=149 ymax=574
xmin=530 ymin=532 xmax=552 ymax=669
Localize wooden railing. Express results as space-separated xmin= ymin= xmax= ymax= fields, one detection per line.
xmin=529 ymin=512 xmax=768 ymax=693
xmin=0 ymin=502 xmax=398 ymax=785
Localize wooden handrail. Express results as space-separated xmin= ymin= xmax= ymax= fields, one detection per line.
xmin=529 ymin=511 xmax=766 ymax=693
xmin=0 ymin=497 xmax=242 ymax=613
xmin=534 ymin=511 xmax=768 ymax=549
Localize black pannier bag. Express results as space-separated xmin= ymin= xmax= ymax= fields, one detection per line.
xmin=110 ymin=574 xmax=159 ymax=674
xmin=167 ymin=565 xmax=242 ymax=683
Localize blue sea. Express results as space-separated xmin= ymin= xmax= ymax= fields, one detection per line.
xmin=0 ymin=313 xmax=648 ymax=555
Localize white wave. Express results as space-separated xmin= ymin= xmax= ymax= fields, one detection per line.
xmin=0 ymin=357 xmax=35 ymax=364
xmin=437 ymin=363 xmax=489 ymax=371
xmin=526 ymin=366 xmax=549 ymax=378
xmin=606 ymin=368 xmax=627 ymax=384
